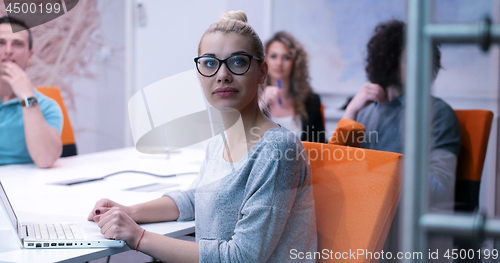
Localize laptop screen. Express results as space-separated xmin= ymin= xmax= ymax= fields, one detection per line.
xmin=0 ymin=181 xmax=19 ymax=234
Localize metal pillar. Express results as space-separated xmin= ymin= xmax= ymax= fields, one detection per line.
xmin=403 ymin=0 xmax=432 ymax=262
xmin=404 ymin=1 xmax=500 ymax=262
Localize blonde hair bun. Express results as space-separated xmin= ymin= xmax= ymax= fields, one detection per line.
xmin=219 ymin=10 xmax=247 ymax=23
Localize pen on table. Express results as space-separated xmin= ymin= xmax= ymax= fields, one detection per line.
xmin=277 ymin=79 xmax=282 ymax=107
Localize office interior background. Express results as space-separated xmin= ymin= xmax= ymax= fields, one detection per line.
xmin=15 ymin=0 xmax=499 ymax=250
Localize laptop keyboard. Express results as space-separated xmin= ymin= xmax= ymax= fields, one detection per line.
xmin=34 ymin=223 xmax=83 ymax=240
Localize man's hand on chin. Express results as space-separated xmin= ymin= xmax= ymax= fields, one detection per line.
xmin=0 ymin=60 xmax=34 ymax=99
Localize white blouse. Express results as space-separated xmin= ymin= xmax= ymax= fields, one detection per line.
xmin=270 ymin=115 xmax=302 ymax=138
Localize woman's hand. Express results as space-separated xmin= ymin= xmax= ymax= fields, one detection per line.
xmin=260 ymin=85 xmax=281 ymax=109
xmin=88 ymin=198 xmax=131 ymax=222
xmin=343 ymin=83 xmax=386 ymax=120
xmin=95 ymin=207 xmax=145 ymax=249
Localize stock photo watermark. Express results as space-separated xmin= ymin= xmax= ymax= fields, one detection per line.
xmin=4 ymin=0 xmax=80 ymax=32
xmin=290 ymin=248 xmax=499 ymax=261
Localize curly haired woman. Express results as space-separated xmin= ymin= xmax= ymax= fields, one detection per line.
xmin=261 ymin=31 xmax=326 ymax=143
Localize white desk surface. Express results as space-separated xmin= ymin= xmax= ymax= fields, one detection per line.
xmin=0 ymin=146 xmax=204 ymax=263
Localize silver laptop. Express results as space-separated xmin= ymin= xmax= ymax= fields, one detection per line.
xmin=0 ymin=181 xmax=124 ymax=249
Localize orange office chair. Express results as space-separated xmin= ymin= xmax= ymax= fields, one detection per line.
xmin=453 ymin=109 xmax=493 ymax=212
xmin=329 ymin=118 xmax=366 ymax=147
xmin=36 ymin=86 xmax=77 ymax=157
xmin=302 ymin=142 xmax=402 ymax=263
xmin=327 ymin=109 xmax=494 ymax=211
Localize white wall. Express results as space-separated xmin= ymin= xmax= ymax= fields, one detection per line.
xmin=227 ymin=0 xmax=273 ymax=42
xmin=133 ymin=0 xmax=226 ymax=92
xmin=70 ymin=0 xmax=126 ymax=154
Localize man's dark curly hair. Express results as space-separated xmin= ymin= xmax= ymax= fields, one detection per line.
xmin=365 ymin=19 xmax=441 ymax=90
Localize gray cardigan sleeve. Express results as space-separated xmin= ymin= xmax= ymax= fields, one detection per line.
xmin=198 ymin=141 xmax=312 ymax=262
xmin=165 ymin=188 xmax=196 ymax=221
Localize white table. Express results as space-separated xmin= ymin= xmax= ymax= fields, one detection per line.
xmin=0 ymin=146 xmax=204 ymax=263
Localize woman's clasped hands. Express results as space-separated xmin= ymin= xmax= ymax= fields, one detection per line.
xmin=88 ymin=198 xmax=144 ymax=250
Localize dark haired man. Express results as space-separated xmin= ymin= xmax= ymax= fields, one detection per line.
xmin=0 ymin=16 xmax=62 ymax=167
xmin=332 ymin=19 xmax=460 ymax=209
xmin=330 ymin=20 xmax=462 ymax=262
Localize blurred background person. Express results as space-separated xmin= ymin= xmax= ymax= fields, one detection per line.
xmin=0 ymin=16 xmax=62 ymax=168
xmin=330 ymin=20 xmax=461 ymax=262
xmin=332 ymin=19 xmax=460 ymax=209
xmin=261 ymin=31 xmax=326 ymax=143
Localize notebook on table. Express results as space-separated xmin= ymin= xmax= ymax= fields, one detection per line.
xmin=0 ymin=181 xmax=124 ymax=249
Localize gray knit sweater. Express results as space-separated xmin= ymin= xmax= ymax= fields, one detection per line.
xmin=166 ymin=127 xmax=317 ymax=262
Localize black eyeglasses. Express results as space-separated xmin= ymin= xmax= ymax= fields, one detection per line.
xmin=194 ymin=54 xmax=262 ymax=77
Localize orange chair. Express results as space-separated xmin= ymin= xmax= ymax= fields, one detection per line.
xmin=36 ymin=86 xmax=77 ymax=157
xmin=302 ymin=142 xmax=402 ymax=263
xmin=327 ymin=109 xmax=493 ymax=211
xmin=453 ymin=109 xmax=493 ymax=212
xmin=329 ymin=118 xmax=366 ymax=147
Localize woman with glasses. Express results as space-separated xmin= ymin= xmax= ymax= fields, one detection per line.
xmin=87 ymin=11 xmax=317 ymax=263
xmin=262 ymin=31 xmax=326 ymax=143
